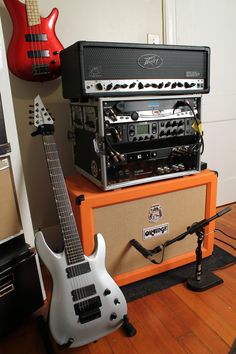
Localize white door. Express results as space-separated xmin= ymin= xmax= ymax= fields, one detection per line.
xmin=163 ymin=0 xmax=236 ymax=206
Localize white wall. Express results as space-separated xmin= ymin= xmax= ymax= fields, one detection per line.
xmin=164 ymin=0 xmax=236 ymax=206
xmin=0 ymin=0 xmax=163 ymax=229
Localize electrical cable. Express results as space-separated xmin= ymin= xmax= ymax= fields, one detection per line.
xmin=207 ymin=229 xmax=236 ymax=271
xmin=104 ymin=127 xmax=125 ymax=162
xmin=214 ymin=237 xmax=236 ymax=251
xmin=214 ymin=227 xmax=236 ymax=251
xmin=173 ymin=100 xmax=204 ymax=154
xmin=215 ymin=228 xmax=236 ymax=241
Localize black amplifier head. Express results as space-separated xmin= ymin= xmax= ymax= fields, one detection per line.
xmin=60 ymin=41 xmax=210 ymax=100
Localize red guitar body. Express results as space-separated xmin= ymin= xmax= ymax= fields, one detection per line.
xmin=4 ymin=0 xmax=64 ymax=81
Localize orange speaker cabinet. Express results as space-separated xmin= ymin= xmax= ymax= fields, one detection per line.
xmin=66 ymin=170 xmax=217 ymax=286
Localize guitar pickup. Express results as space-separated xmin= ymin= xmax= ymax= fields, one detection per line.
xmin=71 ymin=284 xmax=96 ymax=302
xmin=28 ymin=50 xmax=50 ymax=58
xmin=66 ymin=262 xmax=91 ymax=278
xmin=25 ymin=34 xmax=48 ymax=42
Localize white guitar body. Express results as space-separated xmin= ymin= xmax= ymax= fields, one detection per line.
xmin=31 ymin=95 xmax=130 ymax=348
xmin=35 ymin=230 xmax=127 ymax=348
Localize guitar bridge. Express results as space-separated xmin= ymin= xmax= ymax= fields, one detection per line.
xmin=32 ymin=64 xmax=50 ymax=76
xmin=74 ymin=296 xmax=102 ymax=324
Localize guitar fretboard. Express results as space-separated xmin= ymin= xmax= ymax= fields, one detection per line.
xmin=43 ymin=134 xmax=85 ymax=265
xmin=26 ymin=0 xmax=40 ymax=26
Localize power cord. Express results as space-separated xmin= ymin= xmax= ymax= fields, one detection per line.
xmin=214 ymin=227 xmax=236 ymax=251
xmin=214 ymin=237 xmax=236 ymax=251
xmin=215 ymin=228 xmax=236 ymax=241
xmin=208 ymin=228 xmax=236 ymax=271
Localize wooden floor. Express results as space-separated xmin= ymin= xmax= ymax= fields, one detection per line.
xmin=0 ymin=204 xmax=235 ymax=354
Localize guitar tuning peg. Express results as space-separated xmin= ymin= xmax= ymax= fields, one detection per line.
xmin=29 ymin=122 xmax=34 ymax=125
xmin=29 ymin=104 xmax=34 ymax=108
xmin=29 ymin=116 xmax=34 ymax=119
xmin=29 ymin=110 xmax=34 ymax=114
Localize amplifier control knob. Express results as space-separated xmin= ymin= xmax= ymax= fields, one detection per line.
xmin=138 ymin=82 xmax=144 ymax=89
xmin=171 ymin=82 xmax=177 ymax=89
xmin=152 ymin=83 xmax=158 ymax=88
xmin=184 ymin=82 xmax=189 ymax=88
xmin=129 ymin=82 xmax=136 ymax=88
xmin=166 ymin=121 xmax=171 ymax=128
xmin=172 ymin=129 xmax=177 ymax=136
xmin=158 ymin=82 xmax=164 ymax=89
xmin=113 ymin=84 xmax=121 ymax=90
xmin=165 ymin=82 xmax=171 ymax=88
xmin=106 ymin=83 xmax=113 ymax=90
xmin=166 ymin=129 xmax=171 ymax=136
xmin=131 ymin=112 xmax=139 ymax=121
xmin=159 ymin=130 xmax=165 ymax=137
xmin=96 ymin=83 xmax=103 ymax=90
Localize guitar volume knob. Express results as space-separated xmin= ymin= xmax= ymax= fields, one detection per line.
xmin=103 ymin=288 xmax=111 ymax=296
xmin=110 ymin=312 xmax=117 ymax=320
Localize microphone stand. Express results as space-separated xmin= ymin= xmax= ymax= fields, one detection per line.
xmin=130 ymin=206 xmax=231 ymax=291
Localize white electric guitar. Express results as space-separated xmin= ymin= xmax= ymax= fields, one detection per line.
xmin=31 ymin=95 xmax=128 ymax=348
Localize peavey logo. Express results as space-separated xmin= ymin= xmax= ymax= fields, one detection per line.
xmin=138 ymin=54 xmax=163 ymax=69
xmin=88 ymin=65 xmax=102 ymax=78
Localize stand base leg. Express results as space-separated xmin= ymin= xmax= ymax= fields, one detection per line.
xmin=122 ymin=315 xmax=137 ymax=337
xmin=186 ymin=271 xmax=223 ymax=292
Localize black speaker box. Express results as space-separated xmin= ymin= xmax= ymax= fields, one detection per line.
xmin=0 ymin=235 xmax=44 ymax=336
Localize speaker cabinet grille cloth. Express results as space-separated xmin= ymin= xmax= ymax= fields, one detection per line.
xmin=0 ymin=157 xmax=22 ymax=240
xmin=66 ymin=170 xmax=217 ymax=286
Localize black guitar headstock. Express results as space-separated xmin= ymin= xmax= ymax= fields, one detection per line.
xmin=30 ymin=95 xmax=54 ymax=136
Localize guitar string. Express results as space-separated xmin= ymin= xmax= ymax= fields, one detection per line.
xmin=44 ymin=136 xmax=84 ymax=307
xmin=43 ymin=134 xmax=91 ymax=314
xmin=27 ymin=0 xmax=46 ymax=78
xmin=34 ymin=0 xmax=44 ymax=77
xmin=26 ymin=0 xmax=38 ymax=76
xmin=43 ymin=135 xmax=83 ymax=312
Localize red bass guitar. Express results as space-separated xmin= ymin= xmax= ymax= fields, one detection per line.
xmin=4 ymin=0 xmax=64 ymax=81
